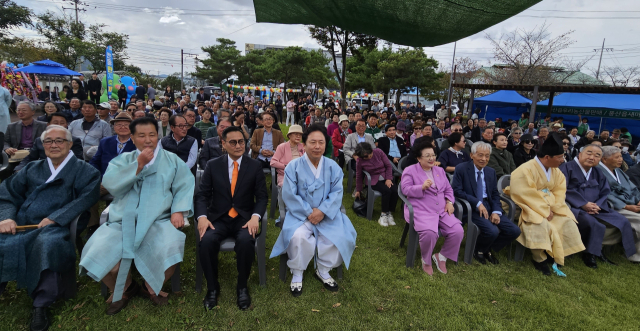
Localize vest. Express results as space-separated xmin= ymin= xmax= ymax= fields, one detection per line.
xmin=161 ymin=134 xmax=196 ymax=174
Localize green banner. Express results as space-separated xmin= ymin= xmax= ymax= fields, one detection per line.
xmin=538 ymin=106 xmax=640 ymax=120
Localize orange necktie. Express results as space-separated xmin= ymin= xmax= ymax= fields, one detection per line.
xmin=229 ymin=161 xmax=239 ymax=218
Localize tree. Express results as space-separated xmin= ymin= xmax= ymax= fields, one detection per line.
xmin=0 ymin=37 xmax=57 ymax=64
xmin=309 ymin=26 xmax=377 ymax=107
xmin=597 ymin=66 xmax=640 ymax=87
xmin=34 ymin=11 xmax=128 ymax=73
xmin=234 ymin=49 xmax=269 ymax=85
xmin=264 ymin=47 xmax=334 ymax=92
xmin=346 ymin=47 xmax=392 ymax=95
xmin=162 ymin=74 xmax=182 ymax=92
xmin=195 ymin=38 xmax=241 ymax=84
xmin=483 ymin=23 xmax=577 ymax=89
xmin=0 ymin=0 xmax=32 ymax=42
xmin=372 ymin=48 xmax=441 ymax=108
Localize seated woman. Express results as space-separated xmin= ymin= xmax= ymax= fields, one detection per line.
xmin=438 ymin=132 xmax=470 ymax=173
xmin=270 ymin=125 xmax=305 ymax=225
xmin=513 ymin=134 xmax=536 ymax=167
xmin=269 ymin=124 xmax=357 ymax=297
xmin=354 ymin=142 xmax=399 ymax=227
xmin=506 ymin=128 xmax=523 ymax=154
xmin=401 ymin=140 xmax=463 ymax=275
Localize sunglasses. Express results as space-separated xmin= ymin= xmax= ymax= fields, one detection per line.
xmin=225 ymin=139 xmax=246 ymax=147
xmin=563 ymin=142 xmax=570 ymax=146
xmin=522 ymin=140 xmax=533 ymax=144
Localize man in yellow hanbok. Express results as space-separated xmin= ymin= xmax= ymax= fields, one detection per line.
xmin=509 ymin=134 xmax=585 ymax=276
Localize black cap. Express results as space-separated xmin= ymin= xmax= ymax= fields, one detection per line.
xmin=538 ymin=132 xmax=564 ymax=157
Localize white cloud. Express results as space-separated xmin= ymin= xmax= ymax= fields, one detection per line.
xmin=158 ymin=7 xmax=185 ymax=24
xmin=159 ymin=15 xmax=181 ymax=24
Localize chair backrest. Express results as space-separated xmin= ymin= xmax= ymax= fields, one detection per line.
xmin=397 ymin=156 xmax=407 ymax=173
xmin=446 ymin=172 xmax=453 ymax=183
xmin=195 ymin=169 xmax=203 ymax=195
xmin=497 ymin=174 xmax=510 ymax=191
xmin=436 ymin=138 xmax=445 ymax=148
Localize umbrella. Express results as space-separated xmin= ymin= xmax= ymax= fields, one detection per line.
xmin=13 ymin=59 xmax=81 ymax=76
xmin=253 ymin=0 xmax=542 ymax=47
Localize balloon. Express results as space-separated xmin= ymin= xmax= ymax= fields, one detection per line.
xmin=100 ymin=73 xmax=122 ymax=102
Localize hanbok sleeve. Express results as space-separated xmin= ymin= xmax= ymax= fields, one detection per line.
xmin=170 ymin=160 xmax=195 ymax=217
xmin=102 ymin=153 xmax=141 ymax=198
xmin=510 ymin=166 xmax=548 ymax=225
xmin=595 ymin=173 xmax=611 ymax=208
xmin=282 ymin=162 xmax=313 ymax=220
xmin=0 ymin=167 xmax=29 ymax=221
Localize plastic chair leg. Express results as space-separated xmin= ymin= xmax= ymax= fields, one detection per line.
xmin=101 ymin=282 xmax=109 ymax=299
xmin=400 ymin=223 xmax=409 ymax=248
xmin=194 ymin=219 xmax=203 ymax=293
xmin=406 ymin=227 xmax=419 ymax=268
xmin=366 ymin=192 xmax=375 ymax=220
xmin=257 ymin=242 xmax=267 ymax=287
xmin=62 ymin=268 xmax=77 ymax=299
xmin=464 ymin=222 xmax=479 ymax=265
xmin=279 ymin=254 xmax=288 ymax=282
xmin=337 ymin=265 xmax=343 ymax=280
xmin=514 ymin=242 xmax=525 ymax=262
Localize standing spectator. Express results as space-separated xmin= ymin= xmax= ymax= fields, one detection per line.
xmin=285 ymin=97 xmax=296 ymax=126
xmin=577 ymin=115 xmax=590 ymax=136
xmin=518 ymin=113 xmax=529 ymax=128
xmin=354 ymin=143 xmax=399 ymax=226
xmin=117 ymin=85 xmax=128 ymax=109
xmin=147 ymin=84 xmax=156 ymax=101
xmin=135 ymin=84 xmax=146 ymax=101
xmin=87 ymin=73 xmax=102 ymax=103
xmin=196 ymin=88 xmax=210 ymax=103
xmin=164 ymin=86 xmax=175 ymax=103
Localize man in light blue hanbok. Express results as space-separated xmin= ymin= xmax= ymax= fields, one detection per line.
xmin=79 ymin=117 xmax=194 ymax=316
xmin=270 ymin=124 xmax=357 ymax=297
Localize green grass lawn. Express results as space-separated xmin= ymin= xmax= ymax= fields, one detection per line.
xmin=2 ymin=125 xmax=640 ymax=330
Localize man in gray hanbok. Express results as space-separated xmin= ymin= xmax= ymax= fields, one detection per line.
xmin=270 ymin=124 xmax=357 ymax=297
xmin=80 ymin=117 xmax=194 ymax=316
xmin=598 ymin=146 xmax=640 ymax=262
xmin=0 ymin=125 xmax=100 ymax=331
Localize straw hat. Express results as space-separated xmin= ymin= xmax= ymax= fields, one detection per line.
xmin=9 ymin=150 xmax=29 ymax=163
xmin=287 ymin=125 xmax=303 ymax=137
xmin=110 ymin=112 xmax=133 ymax=125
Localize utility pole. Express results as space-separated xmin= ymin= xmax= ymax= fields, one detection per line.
xmin=181 ymin=49 xmax=198 ymax=91
xmin=447 ymin=41 xmax=457 ymax=110
xmin=595 ymin=38 xmax=605 ymax=80
xmin=62 ymin=0 xmax=86 ymax=24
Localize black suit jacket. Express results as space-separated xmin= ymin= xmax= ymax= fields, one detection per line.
xmin=377 ymin=136 xmax=407 ymax=162
xmin=627 ymin=163 xmax=640 ymax=189
xmin=198 ymin=137 xmax=224 ymax=170
xmin=470 ymin=126 xmax=482 ymax=142
xmin=451 ymin=160 xmax=502 ymax=213
xmin=195 ymin=156 xmax=268 ymax=223
xmin=196 ymin=93 xmax=210 ymax=102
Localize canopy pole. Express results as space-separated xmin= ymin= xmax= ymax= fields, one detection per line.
xmin=547 ymin=91 xmax=554 ymax=116
xmin=598 ymin=117 xmax=603 ymax=134
xmin=528 ymin=86 xmax=539 ymax=124
xmin=468 ymin=88 xmax=475 ymax=117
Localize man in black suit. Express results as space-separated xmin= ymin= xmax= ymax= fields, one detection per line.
xmin=470 ymin=118 xmax=487 ymax=142
xmin=135 ymin=84 xmax=146 ymax=101
xmin=377 ymin=123 xmax=407 ymax=166
xmin=195 ymin=126 xmax=268 ymax=311
xmin=451 ymin=141 xmax=521 ymax=265
xmin=196 ymin=88 xmax=210 ymax=103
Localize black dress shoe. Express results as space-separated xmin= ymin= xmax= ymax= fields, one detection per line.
xmin=582 ymin=253 xmax=598 ymax=269
xmin=599 ymin=253 xmax=617 ymax=266
xmin=203 ymin=289 xmax=220 ymax=311
xmin=532 ymin=259 xmax=551 ymax=276
xmin=236 ymin=288 xmax=251 ymax=310
xmin=473 ymin=251 xmax=487 ymax=265
xmin=485 ymin=251 xmax=499 ymax=265
xmin=30 ymin=307 xmax=50 ymax=331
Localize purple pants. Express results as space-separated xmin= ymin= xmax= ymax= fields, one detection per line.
xmin=418 ymin=223 xmax=464 ymax=265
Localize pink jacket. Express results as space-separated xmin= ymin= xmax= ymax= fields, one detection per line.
xmin=270 ymin=142 xmax=305 ymax=187
xmin=400 ymin=164 xmax=460 ymax=233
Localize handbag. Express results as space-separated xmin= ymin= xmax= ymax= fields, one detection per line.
xmin=352 ymin=197 xmax=368 ymax=218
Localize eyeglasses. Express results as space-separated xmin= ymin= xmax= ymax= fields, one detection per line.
xmin=43 ymin=138 xmax=69 ymax=146
xmin=420 ymin=154 xmax=437 ymax=159
xmin=452 ymin=129 xmax=462 ymax=132
xmin=563 ymin=142 xmax=570 ymax=146
xmin=127 ymin=108 xmax=136 ymax=111
xmin=225 ymin=139 xmax=245 ymax=146
xmin=173 ymin=124 xmax=188 ymax=129
xmin=114 ymin=123 xmax=129 ymax=128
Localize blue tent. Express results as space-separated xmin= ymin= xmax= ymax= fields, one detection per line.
xmin=537 ymin=93 xmax=640 ymax=140
xmin=473 ymin=90 xmax=532 ymax=121
xmin=13 ymin=59 xmax=81 ymax=76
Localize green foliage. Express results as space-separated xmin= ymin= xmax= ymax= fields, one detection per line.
xmin=0 ymin=37 xmax=57 ymax=64
xmin=346 ymin=47 xmax=393 ymax=93
xmin=234 ymin=49 xmax=270 ymax=85
xmin=263 ymin=47 xmax=334 ymax=91
xmin=34 ymin=11 xmax=128 ymax=73
xmin=0 ymin=0 xmax=32 ymax=41
xmin=195 ymin=38 xmax=241 ymax=83
xmin=162 ymin=74 xmax=182 ymax=92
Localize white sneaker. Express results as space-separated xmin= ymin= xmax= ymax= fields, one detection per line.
xmin=378 ymin=214 xmax=389 ymax=227
xmin=385 ymin=213 xmax=396 ymax=226
xmin=183 ymin=219 xmax=190 ymax=227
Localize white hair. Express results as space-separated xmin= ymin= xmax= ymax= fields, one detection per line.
xmin=601 ymin=146 xmax=621 ymax=159
xmin=471 ymin=141 xmax=492 ymax=154
xmin=18 ymin=101 xmax=35 ymax=112
xmin=579 ymin=144 xmax=603 ymax=154
xmin=41 ymin=125 xmax=72 ymax=142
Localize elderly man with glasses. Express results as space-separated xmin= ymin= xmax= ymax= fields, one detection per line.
xmin=160 ymin=115 xmax=198 ymax=176
xmin=439 ymin=123 xmax=472 ymax=153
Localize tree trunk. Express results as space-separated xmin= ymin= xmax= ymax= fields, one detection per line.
xmin=340 ymin=30 xmax=348 ymax=110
